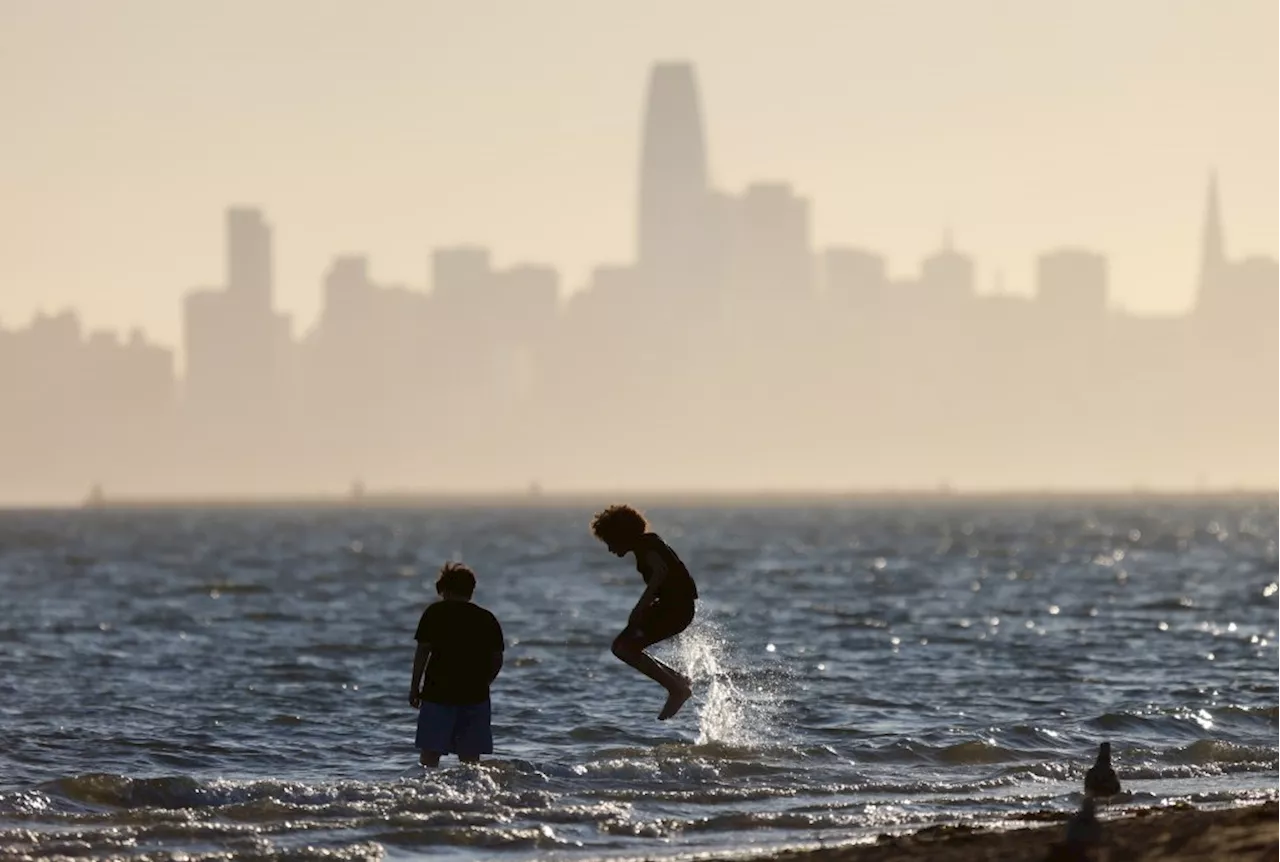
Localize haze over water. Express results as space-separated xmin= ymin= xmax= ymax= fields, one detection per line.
xmin=2 ymin=3 xmax=1276 ymax=503
xmin=2 ymin=499 xmax=1276 ymax=860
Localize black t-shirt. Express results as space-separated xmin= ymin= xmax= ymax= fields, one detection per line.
xmin=414 ymin=600 xmax=504 ymax=705
xmin=635 ymin=532 xmax=698 ymax=604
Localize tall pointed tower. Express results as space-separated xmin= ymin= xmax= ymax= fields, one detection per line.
xmin=636 ymin=62 xmax=712 ymax=290
xmin=1195 ymin=172 xmax=1227 ymax=311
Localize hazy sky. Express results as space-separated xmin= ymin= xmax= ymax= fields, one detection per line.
xmin=2 ymin=0 xmax=1275 ymax=348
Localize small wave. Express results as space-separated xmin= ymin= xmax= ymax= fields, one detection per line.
xmin=934 ymin=740 xmax=1023 ymax=765
xmin=193 ymin=582 xmax=272 ymax=595
xmin=1 ymin=835 xmax=387 ymax=862
xmin=854 ymin=738 xmax=1027 ymax=766
xmin=1090 ymin=710 xmax=1196 ymax=736
xmin=678 ymin=809 xmax=868 ymax=833
xmin=41 ymin=773 xmax=210 ymax=810
xmin=1165 ymin=739 xmax=1278 ymax=766
xmin=568 ymin=724 xmax=628 ymax=742
xmin=1089 ymin=706 xmax=1278 ymax=738
xmin=997 ymin=760 xmax=1076 ymax=783
xmin=587 ymin=785 xmax=795 ymax=804
xmin=1134 ymin=596 xmax=1199 ymax=611
xmin=367 ymin=822 xmax=568 ymax=850
xmin=36 ymin=773 xmax=510 ymax=819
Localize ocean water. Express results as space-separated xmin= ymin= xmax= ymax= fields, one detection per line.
xmin=1 ymin=499 xmax=1276 ymax=861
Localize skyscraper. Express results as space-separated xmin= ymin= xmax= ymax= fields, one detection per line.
xmin=227 ymin=207 xmax=272 ymax=313
xmin=183 ymin=208 xmax=289 ymax=457
xmin=726 ymin=183 xmax=813 ymax=303
xmin=1036 ymin=248 xmax=1108 ymax=324
xmin=919 ymin=235 xmax=976 ymax=302
xmin=1195 ymin=172 xmax=1226 ymax=313
xmin=824 ymin=246 xmax=888 ymax=314
xmin=636 ymin=62 xmax=714 ymax=295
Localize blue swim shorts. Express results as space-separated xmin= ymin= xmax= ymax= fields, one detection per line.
xmin=415 ymin=699 xmax=493 ymax=756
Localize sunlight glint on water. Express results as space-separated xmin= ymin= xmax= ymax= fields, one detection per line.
xmin=0 ymin=502 xmax=1275 ymax=861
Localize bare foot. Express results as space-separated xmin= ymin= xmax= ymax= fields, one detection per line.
xmin=658 ymin=682 xmax=693 ymax=720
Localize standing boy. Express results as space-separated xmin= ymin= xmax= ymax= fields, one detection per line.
xmin=409 ymin=562 xmax=505 ymax=766
xmin=590 ymin=504 xmax=698 ymax=720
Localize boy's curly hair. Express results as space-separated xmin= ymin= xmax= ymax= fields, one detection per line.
xmin=436 ymin=561 xmax=476 ymax=598
xmin=590 ymin=504 xmax=648 ymax=545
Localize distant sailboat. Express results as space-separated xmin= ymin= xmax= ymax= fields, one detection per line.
xmin=84 ymin=484 xmax=106 ymax=509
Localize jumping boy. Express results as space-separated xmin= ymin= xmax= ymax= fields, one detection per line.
xmin=409 ymin=562 xmax=505 ymax=766
xmin=590 ymin=504 xmax=698 ymax=720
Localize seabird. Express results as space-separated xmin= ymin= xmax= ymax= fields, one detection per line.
xmin=1084 ymin=741 xmax=1121 ymax=799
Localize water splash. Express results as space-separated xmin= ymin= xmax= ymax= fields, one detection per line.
xmin=661 ymin=614 xmax=787 ymax=747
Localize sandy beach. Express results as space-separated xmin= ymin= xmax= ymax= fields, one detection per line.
xmin=715 ymin=802 xmax=1278 ymax=862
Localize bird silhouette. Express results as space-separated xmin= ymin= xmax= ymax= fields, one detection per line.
xmin=1084 ymin=741 xmax=1121 ymax=799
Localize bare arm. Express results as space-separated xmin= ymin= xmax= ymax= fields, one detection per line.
xmin=409 ymin=643 xmax=429 ymax=707
xmin=489 ymin=620 xmax=505 ymax=682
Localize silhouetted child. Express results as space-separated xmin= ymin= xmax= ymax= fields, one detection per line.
xmin=591 ymin=504 xmax=698 ymax=720
xmin=409 ymin=562 xmax=505 ymax=766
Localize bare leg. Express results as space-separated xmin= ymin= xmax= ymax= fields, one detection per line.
xmin=419 ymin=751 xmax=441 ymax=767
xmin=612 ymin=634 xmax=693 ymax=719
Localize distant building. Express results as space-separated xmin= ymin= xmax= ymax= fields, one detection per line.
xmin=637 ymin=62 xmax=717 ymax=297
xmin=824 ymin=246 xmax=888 ymax=313
xmin=101 ymin=329 xmax=173 ymax=412
xmin=226 ymin=207 xmax=272 ymax=314
xmin=1192 ymin=173 xmax=1279 ymax=341
xmin=1225 ymin=255 xmax=1279 ymax=337
xmin=182 ymin=288 xmax=235 ymax=417
xmin=432 ymin=246 xmax=492 ymax=300
xmin=919 ymin=235 xmax=975 ymax=302
xmin=181 ymin=207 xmax=289 ymax=434
xmin=725 ymin=182 xmax=813 ymax=305
xmin=494 ymin=264 xmax=559 ymax=336
xmin=1036 ymin=248 xmax=1109 ymax=324
xmin=321 ymin=256 xmax=376 ymax=332
xmin=1193 ymin=173 xmax=1228 ymax=315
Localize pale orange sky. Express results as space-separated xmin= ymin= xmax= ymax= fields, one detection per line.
xmin=2 ymin=0 xmax=1275 ymax=348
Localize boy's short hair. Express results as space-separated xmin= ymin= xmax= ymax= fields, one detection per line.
xmin=590 ymin=504 xmax=648 ymax=544
xmin=436 ymin=561 xmax=476 ymax=598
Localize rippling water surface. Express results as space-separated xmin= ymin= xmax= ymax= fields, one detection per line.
xmin=1 ymin=499 xmax=1277 ymax=861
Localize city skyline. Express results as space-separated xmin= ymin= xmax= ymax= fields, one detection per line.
xmin=1 ymin=57 xmax=1274 ymax=504
xmin=2 ymin=1 xmax=1276 ymax=349
xmin=3 ymin=166 xmax=1270 ymax=368
xmin=1 ymin=114 xmax=1273 ymax=369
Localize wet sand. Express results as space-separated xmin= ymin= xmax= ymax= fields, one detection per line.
xmin=719 ymin=802 xmax=1277 ymax=862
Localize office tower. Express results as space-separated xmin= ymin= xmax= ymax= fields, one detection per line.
xmin=727 ymin=182 xmax=813 ymax=301
xmin=824 ymin=246 xmax=888 ymax=316
xmin=920 ymin=234 xmax=976 ymax=301
xmin=1036 ymin=248 xmax=1109 ymax=323
xmin=1194 ymin=172 xmax=1227 ymax=313
xmin=182 ymin=288 xmax=234 ymax=418
xmin=1226 ymin=255 xmax=1280 ymax=333
xmin=227 ymin=207 xmax=272 ymax=313
xmin=493 ymin=264 xmax=559 ymax=334
xmin=322 ymin=256 xmax=375 ymax=329
xmin=637 ymin=62 xmax=714 ymax=294
xmin=432 ymin=246 xmax=493 ymax=302
xmin=182 ymin=209 xmax=288 ymax=439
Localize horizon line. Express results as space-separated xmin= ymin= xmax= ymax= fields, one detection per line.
xmin=8 ymin=485 xmax=1276 ymax=512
